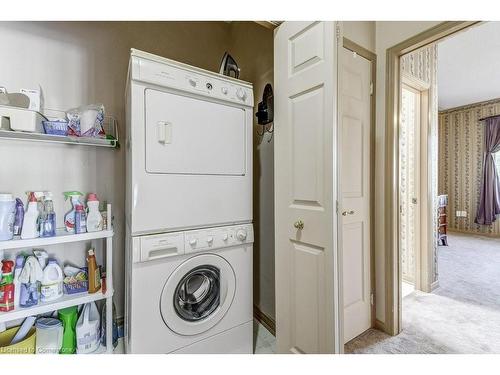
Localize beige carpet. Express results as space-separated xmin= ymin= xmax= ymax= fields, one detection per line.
xmin=345 ymin=232 xmax=500 ymax=354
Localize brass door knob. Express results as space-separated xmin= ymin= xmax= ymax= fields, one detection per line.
xmin=342 ymin=210 xmax=355 ymax=216
xmin=294 ymin=220 xmax=304 ymax=230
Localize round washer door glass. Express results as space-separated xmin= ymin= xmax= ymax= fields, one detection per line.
xmin=174 ymin=265 xmax=220 ymax=321
xmin=160 ymin=253 xmax=236 ymax=336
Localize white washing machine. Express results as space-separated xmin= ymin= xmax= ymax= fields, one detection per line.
xmin=126 ymin=224 xmax=253 ymax=354
xmin=125 ymin=50 xmax=254 ymax=354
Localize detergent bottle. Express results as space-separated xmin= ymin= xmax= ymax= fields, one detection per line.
xmin=63 ymin=191 xmax=84 ymax=233
xmin=21 ymin=192 xmax=39 ymax=239
xmin=40 ymin=259 xmax=63 ymax=302
xmin=86 ymin=193 xmax=103 ymax=232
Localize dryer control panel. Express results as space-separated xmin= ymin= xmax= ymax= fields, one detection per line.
xmin=133 ymin=224 xmax=254 ymax=263
xmin=130 ymin=51 xmax=253 ymax=107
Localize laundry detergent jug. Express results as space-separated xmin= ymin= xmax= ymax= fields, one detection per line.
xmin=76 ymin=302 xmax=100 ymax=354
xmin=40 ymin=259 xmax=63 ymax=302
xmin=0 ymin=194 xmax=15 ymax=241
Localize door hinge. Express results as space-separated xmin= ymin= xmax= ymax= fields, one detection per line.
xmin=336 ymin=200 xmax=339 ymax=214
xmin=370 ymin=82 xmax=374 ymax=96
xmin=370 ymin=293 xmax=375 ymax=306
xmin=335 ymin=23 xmax=341 ymax=42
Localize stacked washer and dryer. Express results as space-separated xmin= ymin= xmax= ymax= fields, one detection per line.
xmin=125 ymin=49 xmax=254 ymax=354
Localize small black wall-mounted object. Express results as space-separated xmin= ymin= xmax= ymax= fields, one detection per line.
xmin=256 ymin=83 xmax=274 ymax=125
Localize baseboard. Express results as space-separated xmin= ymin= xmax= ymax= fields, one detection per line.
xmin=430 ymin=280 xmax=440 ymax=291
xmin=374 ymin=318 xmax=386 ymax=333
xmin=253 ymin=305 xmax=276 ymax=336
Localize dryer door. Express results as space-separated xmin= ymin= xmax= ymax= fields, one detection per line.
xmin=145 ymin=88 xmax=247 ymax=176
xmin=160 ymin=253 xmax=236 ymax=336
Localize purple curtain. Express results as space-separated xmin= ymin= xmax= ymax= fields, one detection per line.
xmin=475 ymin=116 xmax=500 ymax=225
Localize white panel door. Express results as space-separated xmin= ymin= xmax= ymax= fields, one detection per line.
xmin=275 ymin=21 xmax=339 ymax=354
xmin=339 ymin=48 xmax=372 ymax=344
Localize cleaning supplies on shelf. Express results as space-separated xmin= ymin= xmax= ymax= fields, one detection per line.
xmin=13 ymin=255 xmax=24 ymax=309
xmin=75 ymin=204 xmax=87 ymax=234
xmin=58 ymin=306 xmax=78 ymax=354
xmin=33 ymin=249 xmax=48 ymax=269
xmin=86 ymin=249 xmax=101 ymax=294
xmin=0 ymin=260 xmax=15 ymax=312
xmin=20 ymin=192 xmax=39 ymax=239
xmin=18 ymin=255 xmax=43 ymax=307
xmin=40 ymin=259 xmax=63 ymax=302
xmin=76 ymin=302 xmax=100 ymax=354
xmin=35 ymin=317 xmax=63 ymax=354
xmin=40 ymin=192 xmax=56 ymax=237
xmin=0 ymin=194 xmax=15 ymax=241
xmin=67 ymin=104 xmax=105 ymax=138
xmin=64 ymin=191 xmax=84 ymax=233
xmin=13 ymin=198 xmax=24 ymax=236
xmin=63 ymin=266 xmax=88 ymax=294
xmin=86 ymin=193 xmax=103 ymax=232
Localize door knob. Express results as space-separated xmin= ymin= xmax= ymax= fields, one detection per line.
xmin=342 ymin=210 xmax=355 ymax=216
xmin=294 ymin=220 xmax=304 ymax=230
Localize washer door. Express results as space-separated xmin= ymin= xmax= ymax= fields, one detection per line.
xmin=160 ymin=253 xmax=236 ymax=336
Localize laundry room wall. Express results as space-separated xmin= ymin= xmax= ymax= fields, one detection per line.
xmin=228 ymin=22 xmax=276 ymax=325
xmin=0 ymin=21 xmax=235 ymax=318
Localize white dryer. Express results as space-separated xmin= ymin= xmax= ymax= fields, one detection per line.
xmin=126 ymin=224 xmax=253 ymax=354
xmin=125 ymin=49 xmax=254 ymax=236
xmin=125 ymin=50 xmax=254 ymax=354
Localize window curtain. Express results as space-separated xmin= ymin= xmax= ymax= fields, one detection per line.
xmin=475 ymin=116 xmax=500 ymax=225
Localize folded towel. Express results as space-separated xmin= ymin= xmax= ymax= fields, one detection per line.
xmin=18 ymin=256 xmax=43 ymax=284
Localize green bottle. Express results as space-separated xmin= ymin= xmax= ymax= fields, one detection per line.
xmin=58 ymin=306 xmax=78 ymax=354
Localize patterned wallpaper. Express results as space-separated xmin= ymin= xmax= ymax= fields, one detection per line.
xmin=400 ymin=44 xmax=439 ymax=284
xmin=438 ymin=99 xmax=500 ymax=236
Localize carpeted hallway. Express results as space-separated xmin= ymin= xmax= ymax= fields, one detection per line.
xmin=345 ymin=232 xmax=500 ymax=353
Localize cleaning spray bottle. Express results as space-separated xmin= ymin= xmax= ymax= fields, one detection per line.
xmin=40 ymin=192 xmax=56 ymax=237
xmin=0 ymin=260 xmax=15 ymax=312
xmin=63 ymin=191 xmax=84 ymax=233
xmin=21 ymin=192 xmax=39 ymax=239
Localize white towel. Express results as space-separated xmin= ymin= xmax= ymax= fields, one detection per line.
xmin=18 ymin=256 xmax=43 ymax=284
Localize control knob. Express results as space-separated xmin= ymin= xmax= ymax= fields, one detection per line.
xmin=207 ymin=236 xmax=214 ymax=246
xmin=236 ymin=229 xmax=247 ymax=241
xmin=236 ymin=88 xmax=247 ymax=101
xmin=189 ymin=238 xmax=197 ymax=247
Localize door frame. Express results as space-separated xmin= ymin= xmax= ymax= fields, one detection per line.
xmin=340 ymin=37 xmax=377 ymax=342
xmin=384 ymin=21 xmax=480 ymax=336
xmin=400 ymin=74 xmax=430 ymax=293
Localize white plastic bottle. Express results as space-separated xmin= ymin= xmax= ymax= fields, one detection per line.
xmin=21 ymin=192 xmax=39 ymax=239
xmin=86 ymin=193 xmax=103 ymax=232
xmin=40 ymin=259 xmax=63 ymax=302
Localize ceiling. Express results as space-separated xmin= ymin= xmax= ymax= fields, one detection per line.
xmin=437 ymin=22 xmax=500 ymax=110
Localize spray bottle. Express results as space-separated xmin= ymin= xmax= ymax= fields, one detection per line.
xmin=40 ymin=192 xmax=56 ymax=237
xmin=21 ymin=192 xmax=39 ymax=239
xmin=63 ymin=192 xmax=83 ymax=233
xmin=0 ymin=260 xmax=15 ymax=312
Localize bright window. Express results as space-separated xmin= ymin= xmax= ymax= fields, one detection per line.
xmin=495 ymin=151 xmax=500 ymax=177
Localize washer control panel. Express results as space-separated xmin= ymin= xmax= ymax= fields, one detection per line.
xmin=132 ymin=55 xmax=253 ymax=107
xmin=184 ymin=223 xmax=254 ymax=254
xmin=133 ymin=223 xmax=254 ymax=262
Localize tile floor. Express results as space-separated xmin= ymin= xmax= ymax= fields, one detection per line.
xmin=253 ymin=320 xmax=277 ymax=354
xmin=111 ymin=319 xmax=276 ymax=354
